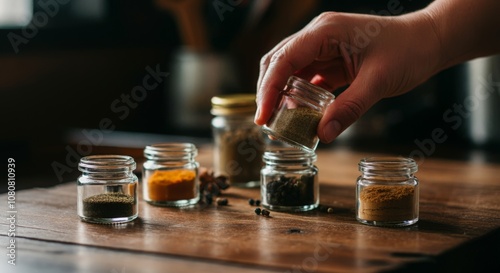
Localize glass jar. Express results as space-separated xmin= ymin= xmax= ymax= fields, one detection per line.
xmin=77 ymin=155 xmax=138 ymax=224
xmin=211 ymin=94 xmax=265 ymax=188
xmin=262 ymin=76 xmax=335 ymax=152
xmin=356 ymin=157 xmax=419 ymax=227
xmin=143 ymin=143 xmax=200 ymax=206
xmin=260 ymin=148 xmax=319 ymax=211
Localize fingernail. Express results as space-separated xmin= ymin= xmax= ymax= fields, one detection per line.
xmin=254 ymin=106 xmax=261 ymax=124
xmin=324 ymin=120 xmax=341 ymax=142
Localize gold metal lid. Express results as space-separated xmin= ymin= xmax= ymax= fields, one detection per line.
xmin=211 ymin=94 xmax=257 ymax=116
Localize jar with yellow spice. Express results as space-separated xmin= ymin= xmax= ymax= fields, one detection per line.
xmin=143 ymin=143 xmax=200 ymax=206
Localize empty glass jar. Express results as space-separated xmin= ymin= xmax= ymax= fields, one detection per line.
xmin=261 ymin=147 xmax=319 ymax=211
xmin=77 ymin=155 xmax=138 ymax=224
xmin=356 ymin=157 xmax=419 ymax=227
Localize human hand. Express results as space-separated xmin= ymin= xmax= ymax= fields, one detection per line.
xmin=255 ymin=11 xmax=442 ymax=143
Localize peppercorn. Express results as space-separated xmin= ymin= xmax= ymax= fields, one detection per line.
xmin=254 ymin=208 xmax=261 ymax=215
xmin=327 ymin=207 xmax=334 ymax=214
xmin=216 ymin=197 xmax=228 ymax=206
xmin=255 ymin=199 xmax=261 ymax=206
xmin=204 ymin=193 xmax=213 ymax=205
xmin=248 ymin=198 xmax=255 ymax=206
xmin=265 ymin=175 xmax=315 ymax=206
xmin=261 ymin=209 xmax=270 ymax=217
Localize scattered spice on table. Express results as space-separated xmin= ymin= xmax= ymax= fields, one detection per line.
xmin=248 ymin=198 xmax=261 ymax=206
xmin=270 ymin=107 xmax=322 ymax=148
xmin=254 ymin=208 xmax=261 ymax=215
xmin=199 ymin=168 xmax=230 ymax=204
xmin=265 ymin=175 xmax=315 ymax=206
xmin=317 ymin=204 xmax=334 ymax=214
xmin=261 ymin=209 xmax=270 ymax=217
xmin=358 ymin=185 xmax=416 ymax=222
xmin=147 ymin=169 xmax=197 ymax=202
xmin=216 ymin=197 xmax=228 ymax=206
xmin=83 ymin=193 xmax=135 ymax=218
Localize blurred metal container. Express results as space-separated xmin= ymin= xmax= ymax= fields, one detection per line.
xmin=165 ymin=49 xmax=240 ymax=134
xmin=464 ymin=55 xmax=500 ymax=146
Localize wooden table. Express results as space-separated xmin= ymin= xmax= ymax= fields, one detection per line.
xmin=2 ymin=145 xmax=500 ymax=272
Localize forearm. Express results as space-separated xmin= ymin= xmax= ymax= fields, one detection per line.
xmin=421 ymin=0 xmax=500 ymax=70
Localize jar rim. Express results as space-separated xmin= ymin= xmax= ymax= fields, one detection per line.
xmin=286 ymin=76 xmax=335 ymax=102
xmin=359 ymin=157 xmax=418 ymax=173
xmin=263 ymin=147 xmax=316 ymax=164
xmin=144 ymin=143 xmax=197 ymax=160
xmin=78 ymin=155 xmax=136 ymax=173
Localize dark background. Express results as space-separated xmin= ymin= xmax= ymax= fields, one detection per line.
xmin=1 ymin=0 xmax=499 ymax=190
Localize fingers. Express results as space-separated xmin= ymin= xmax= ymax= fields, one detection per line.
xmin=296 ymin=59 xmax=352 ymax=90
xmin=257 ymin=34 xmax=296 ymax=97
xmin=318 ymin=74 xmax=381 ymax=143
xmin=255 ymin=24 xmax=345 ymax=125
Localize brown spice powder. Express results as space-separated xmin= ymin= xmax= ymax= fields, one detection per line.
xmin=218 ymin=127 xmax=264 ymax=184
xmin=270 ymin=107 xmax=322 ymax=149
xmin=359 ymin=185 xmax=416 ymax=222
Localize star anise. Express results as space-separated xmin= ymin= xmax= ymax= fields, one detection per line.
xmin=199 ymin=168 xmax=230 ymax=204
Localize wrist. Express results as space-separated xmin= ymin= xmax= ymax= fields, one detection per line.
xmin=417 ymin=0 xmax=500 ymax=70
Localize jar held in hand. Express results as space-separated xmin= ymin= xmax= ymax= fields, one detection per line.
xmin=262 ymin=76 xmax=335 ymax=152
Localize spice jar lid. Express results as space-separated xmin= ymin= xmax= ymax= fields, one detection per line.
xmin=211 ymin=94 xmax=257 ymax=116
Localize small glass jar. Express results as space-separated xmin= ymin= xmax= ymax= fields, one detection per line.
xmin=260 ymin=148 xmax=319 ymax=211
xmin=262 ymin=76 xmax=335 ymax=152
xmin=77 ymin=155 xmax=138 ymax=224
xmin=356 ymin=157 xmax=419 ymax=227
xmin=143 ymin=143 xmax=200 ymax=206
xmin=211 ymin=94 xmax=265 ymax=188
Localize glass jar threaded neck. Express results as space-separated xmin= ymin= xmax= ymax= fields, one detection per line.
xmin=263 ymin=147 xmax=317 ymax=167
xmin=144 ymin=143 xmax=197 ymax=162
xmin=78 ymin=155 xmax=136 ymax=177
xmin=359 ymin=157 xmax=418 ymax=181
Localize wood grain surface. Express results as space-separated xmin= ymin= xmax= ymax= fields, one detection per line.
xmin=1 ymin=146 xmax=500 ymax=272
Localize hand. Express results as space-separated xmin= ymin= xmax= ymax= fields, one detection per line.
xmin=255 ymin=11 xmax=442 ymax=143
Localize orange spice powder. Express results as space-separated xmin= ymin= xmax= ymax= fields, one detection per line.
xmin=147 ymin=169 xmax=197 ymax=201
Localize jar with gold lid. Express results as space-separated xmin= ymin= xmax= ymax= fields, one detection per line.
xmin=211 ymin=94 xmax=266 ymax=188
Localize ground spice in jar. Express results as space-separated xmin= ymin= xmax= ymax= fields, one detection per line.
xmin=266 ymin=175 xmax=315 ymax=206
xmin=358 ymin=185 xmax=416 ymax=222
xmin=147 ymin=169 xmax=197 ymax=201
xmin=218 ymin=127 xmax=264 ymax=184
xmin=83 ymin=193 xmax=135 ymax=219
xmin=270 ymin=107 xmax=322 ymax=149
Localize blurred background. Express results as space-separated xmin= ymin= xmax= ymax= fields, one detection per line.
xmin=1 ymin=0 xmax=499 ymax=190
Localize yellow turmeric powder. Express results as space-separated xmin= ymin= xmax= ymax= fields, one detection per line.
xmin=147 ymin=169 xmax=197 ymax=201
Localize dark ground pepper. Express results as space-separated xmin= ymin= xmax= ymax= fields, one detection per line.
xmin=83 ymin=193 xmax=135 ymax=218
xmin=270 ymin=107 xmax=322 ymax=149
xmin=266 ymin=175 xmax=315 ymax=206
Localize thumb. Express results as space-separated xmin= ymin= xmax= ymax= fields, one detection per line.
xmin=318 ymin=78 xmax=381 ymax=143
